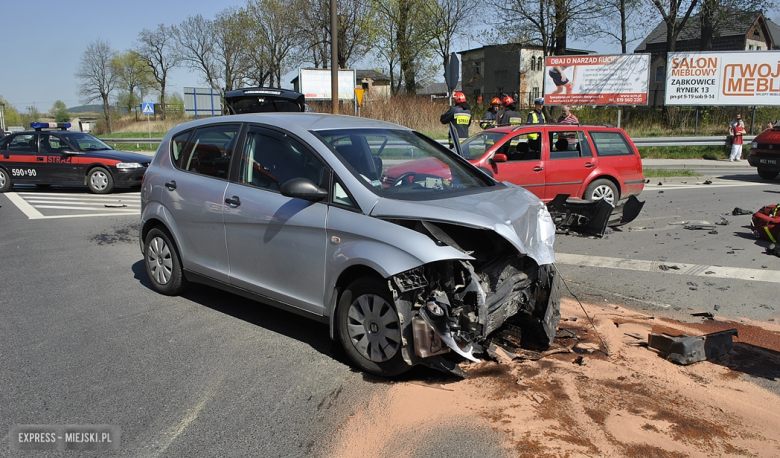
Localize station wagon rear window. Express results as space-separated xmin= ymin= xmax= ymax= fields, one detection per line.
xmin=590 ymin=131 xmax=633 ymax=157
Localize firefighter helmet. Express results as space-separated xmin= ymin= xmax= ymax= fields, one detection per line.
xmin=502 ymin=95 xmax=515 ymax=107
xmin=453 ymin=92 xmax=467 ymax=103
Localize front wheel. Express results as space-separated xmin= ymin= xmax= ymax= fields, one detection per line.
xmin=337 ymin=277 xmax=411 ymax=377
xmin=584 ymin=179 xmax=618 ymax=205
xmin=758 ymin=168 xmax=779 ymax=180
xmin=0 ymin=168 xmax=11 ymax=193
xmin=144 ymin=227 xmax=188 ymax=295
xmin=87 ymin=167 xmax=115 ymax=194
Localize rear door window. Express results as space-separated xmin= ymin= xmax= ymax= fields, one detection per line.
xmin=172 ymin=124 xmax=240 ymax=179
xmin=589 ymin=131 xmax=633 ymax=157
xmin=548 ymin=131 xmax=592 ymax=159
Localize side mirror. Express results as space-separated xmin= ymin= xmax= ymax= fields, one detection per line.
xmin=492 ymin=153 xmax=507 ymax=163
xmin=280 ymin=177 xmax=328 ymax=201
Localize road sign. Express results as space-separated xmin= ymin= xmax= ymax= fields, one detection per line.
xmin=355 ymin=88 xmax=365 ymax=107
xmin=141 ymin=103 xmax=154 ymax=115
xmin=445 ymin=53 xmax=459 ymax=92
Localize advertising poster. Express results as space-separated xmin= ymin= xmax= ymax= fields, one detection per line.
xmin=544 ymin=54 xmax=649 ymax=106
xmin=665 ymin=51 xmax=780 ymax=105
xmin=299 ymin=69 xmax=356 ymax=100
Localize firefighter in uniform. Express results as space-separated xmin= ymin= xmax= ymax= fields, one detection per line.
xmin=480 ymin=97 xmax=502 ymax=129
xmin=497 ymin=95 xmax=523 ymax=126
xmin=440 ymin=92 xmax=472 ymax=148
xmin=526 ymin=97 xmax=547 ymax=152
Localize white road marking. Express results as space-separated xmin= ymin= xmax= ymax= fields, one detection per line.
xmin=555 ymin=253 xmax=780 ymax=284
xmin=5 ymin=192 xmax=44 ymax=219
xmin=5 ymin=191 xmax=140 ymax=219
xmin=643 ymin=180 xmax=765 ymax=191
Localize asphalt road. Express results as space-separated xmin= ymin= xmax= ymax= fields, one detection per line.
xmin=0 ymin=186 xmax=505 ymax=457
xmin=0 ymin=162 xmax=777 ymax=456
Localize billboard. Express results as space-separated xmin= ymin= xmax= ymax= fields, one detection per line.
xmin=299 ymin=69 xmax=356 ymax=100
xmin=184 ymin=87 xmax=222 ymax=118
xmin=544 ymin=54 xmax=650 ymax=106
xmin=665 ymin=51 xmax=780 ymax=106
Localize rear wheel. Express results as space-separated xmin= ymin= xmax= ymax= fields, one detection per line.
xmin=584 ymin=179 xmax=618 ymax=204
xmin=144 ymin=227 xmax=188 ymax=295
xmin=337 ymin=277 xmax=411 ymax=376
xmin=88 ymin=167 xmax=115 ymax=194
xmin=758 ymin=168 xmax=779 ymax=180
xmin=0 ymin=168 xmax=11 ymax=192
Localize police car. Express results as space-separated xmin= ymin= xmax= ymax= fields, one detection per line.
xmin=0 ymin=122 xmax=151 ymax=193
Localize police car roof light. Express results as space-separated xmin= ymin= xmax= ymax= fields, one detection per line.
xmin=31 ymin=122 xmax=71 ymax=131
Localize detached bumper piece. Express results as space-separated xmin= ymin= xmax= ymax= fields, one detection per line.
xmin=547 ymin=194 xmax=645 ymax=237
xmin=648 ymin=329 xmax=738 ymax=365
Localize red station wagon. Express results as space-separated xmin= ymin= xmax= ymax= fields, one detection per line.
xmin=383 ymin=124 xmax=645 ymax=204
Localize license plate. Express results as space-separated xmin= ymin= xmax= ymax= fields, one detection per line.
xmin=759 ymin=158 xmax=777 ymax=165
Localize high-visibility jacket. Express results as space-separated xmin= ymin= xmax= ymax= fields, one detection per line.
xmin=526 ymin=110 xmax=546 ymax=140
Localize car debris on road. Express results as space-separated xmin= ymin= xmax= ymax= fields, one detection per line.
xmin=648 ymin=329 xmax=738 ymax=365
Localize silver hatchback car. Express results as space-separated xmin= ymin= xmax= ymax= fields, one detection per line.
xmin=140 ymin=113 xmax=561 ymax=377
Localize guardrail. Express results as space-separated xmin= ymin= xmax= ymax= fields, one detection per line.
xmin=105 ymin=135 xmax=755 ymax=148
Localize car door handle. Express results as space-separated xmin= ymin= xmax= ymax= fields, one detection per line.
xmin=164 ymin=180 xmax=177 ymax=190
xmin=225 ymin=196 xmax=241 ymax=207
xmin=584 ymin=163 xmax=595 ymax=168
xmin=533 ymin=167 xmax=544 ymax=171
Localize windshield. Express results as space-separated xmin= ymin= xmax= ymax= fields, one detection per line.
xmin=64 ymin=133 xmax=113 ymax=151
xmin=460 ymin=131 xmax=507 ymax=160
xmin=316 ymin=128 xmax=493 ymax=198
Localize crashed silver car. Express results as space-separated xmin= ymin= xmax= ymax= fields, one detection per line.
xmin=139 ymin=113 xmax=560 ymax=377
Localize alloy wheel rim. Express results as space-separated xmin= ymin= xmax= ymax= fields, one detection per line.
xmin=593 ymin=185 xmax=615 ymax=204
xmin=147 ymin=237 xmax=173 ymax=285
xmin=346 ymin=293 xmax=401 ymax=362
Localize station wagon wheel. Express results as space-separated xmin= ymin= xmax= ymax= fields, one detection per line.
xmin=337 ymin=277 xmax=411 ymax=376
xmin=0 ymin=168 xmax=11 ymax=193
xmin=584 ymin=179 xmax=618 ymax=205
xmin=87 ymin=167 xmax=115 ymax=194
xmin=758 ymin=168 xmax=778 ymax=180
xmin=144 ymin=227 xmax=188 ymax=295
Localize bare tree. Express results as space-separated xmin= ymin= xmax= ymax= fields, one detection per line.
xmin=173 ymin=15 xmax=220 ymax=91
xmin=650 ymin=0 xmax=699 ymax=52
xmin=424 ymin=0 xmax=478 ymax=74
xmin=136 ymin=24 xmax=181 ymax=120
xmin=699 ymin=0 xmax=768 ymax=50
xmin=577 ymin=0 xmax=654 ymax=53
xmin=111 ymin=50 xmax=153 ymax=117
xmin=75 ymin=39 xmax=118 ymax=133
xmin=245 ymin=0 xmax=305 ymax=87
xmin=490 ymin=0 xmax=598 ymax=56
xmin=300 ymin=0 xmax=376 ymax=70
xmin=372 ymin=0 xmax=435 ymax=94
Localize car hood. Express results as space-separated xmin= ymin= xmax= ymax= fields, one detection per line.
xmin=369 ymin=184 xmax=555 ymax=265
xmin=80 ymin=150 xmax=153 ymax=163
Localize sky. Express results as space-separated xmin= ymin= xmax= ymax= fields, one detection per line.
xmin=0 ymin=0 xmax=631 ymax=115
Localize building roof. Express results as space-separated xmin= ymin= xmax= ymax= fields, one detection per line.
xmin=356 ymin=69 xmax=390 ymax=82
xmin=417 ymin=82 xmax=461 ymax=96
xmin=634 ymin=9 xmax=767 ymax=53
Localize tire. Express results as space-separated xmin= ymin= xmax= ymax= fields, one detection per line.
xmin=144 ymin=227 xmax=188 ymax=295
xmin=0 ymin=168 xmax=11 ymax=193
xmin=87 ymin=167 xmax=115 ymax=194
xmin=758 ymin=168 xmax=779 ymax=180
xmin=337 ymin=277 xmax=411 ymax=376
xmin=584 ymin=179 xmax=618 ymax=204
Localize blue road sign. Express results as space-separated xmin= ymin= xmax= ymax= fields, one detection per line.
xmin=141 ymin=103 xmax=154 ymax=115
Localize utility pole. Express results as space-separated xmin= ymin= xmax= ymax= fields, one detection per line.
xmin=0 ymin=103 xmax=6 ymax=132
xmin=330 ymin=0 xmax=338 ymax=114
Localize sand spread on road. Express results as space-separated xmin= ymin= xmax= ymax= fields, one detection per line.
xmin=328 ymin=298 xmax=780 ymax=457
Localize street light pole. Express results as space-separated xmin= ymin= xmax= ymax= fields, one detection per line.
xmin=0 ymin=103 xmax=6 ymax=132
xmin=330 ymin=0 xmax=338 ymax=114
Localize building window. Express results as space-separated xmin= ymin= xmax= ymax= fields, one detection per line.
xmin=537 ymin=57 xmax=544 ymax=70
xmin=532 ymin=87 xmax=540 ymax=99
xmin=655 ymin=65 xmax=665 ymax=83
xmin=758 ymin=46 xmax=762 ymax=51
xmin=530 ymin=58 xmax=536 ymax=71
xmin=749 ymin=45 xmax=754 ymax=50
xmin=475 ymin=61 xmax=483 ymax=76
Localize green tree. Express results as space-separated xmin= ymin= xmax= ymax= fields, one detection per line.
xmin=75 ymin=39 xmax=118 ymax=133
xmin=0 ymin=96 xmax=22 ymax=131
xmin=111 ymin=50 xmax=154 ymax=117
xmin=136 ymin=24 xmax=181 ymax=120
xmin=49 ymin=100 xmax=70 ymax=122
